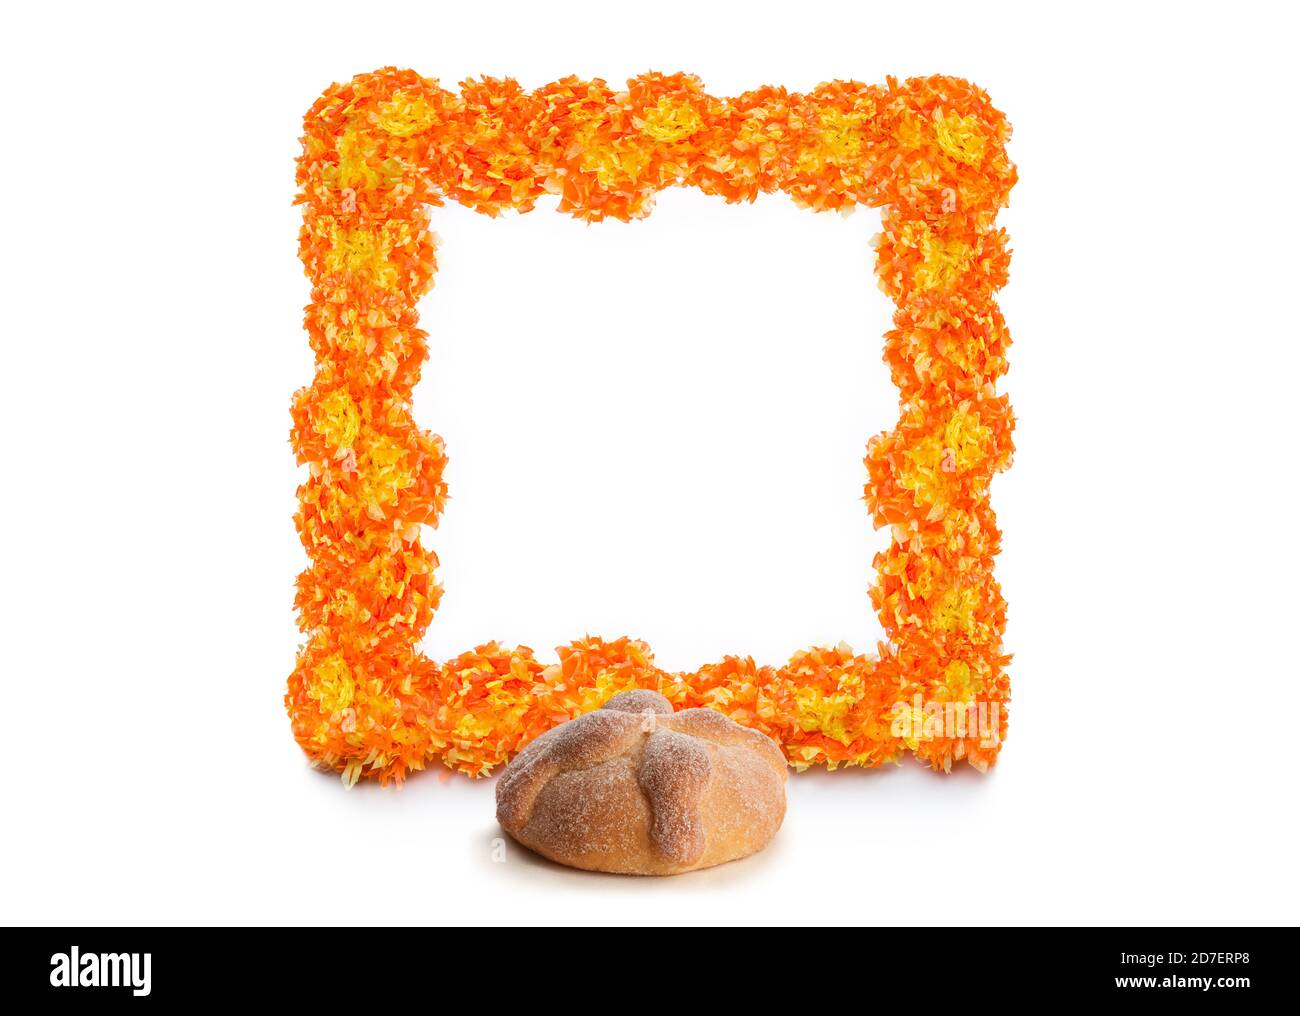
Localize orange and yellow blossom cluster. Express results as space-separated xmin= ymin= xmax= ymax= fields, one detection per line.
xmin=289 ymin=69 xmax=1016 ymax=785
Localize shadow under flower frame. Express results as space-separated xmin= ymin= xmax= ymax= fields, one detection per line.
xmin=289 ymin=68 xmax=1017 ymax=785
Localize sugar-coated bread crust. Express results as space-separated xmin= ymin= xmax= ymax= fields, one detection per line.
xmin=495 ymin=690 xmax=787 ymax=875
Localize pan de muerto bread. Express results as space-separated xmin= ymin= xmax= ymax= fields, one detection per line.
xmin=495 ymin=689 xmax=787 ymax=875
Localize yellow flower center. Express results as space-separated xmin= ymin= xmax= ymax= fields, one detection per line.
xmin=636 ymin=97 xmax=704 ymax=142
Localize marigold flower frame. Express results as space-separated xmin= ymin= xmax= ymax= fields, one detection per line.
xmin=290 ymin=68 xmax=1016 ymax=785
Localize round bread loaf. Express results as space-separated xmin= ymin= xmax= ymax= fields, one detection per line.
xmin=495 ymin=690 xmax=787 ymax=875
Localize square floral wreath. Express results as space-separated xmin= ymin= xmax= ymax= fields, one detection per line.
xmin=289 ymin=68 xmax=1016 ymax=785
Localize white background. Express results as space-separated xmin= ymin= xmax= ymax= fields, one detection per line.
xmin=2 ymin=0 xmax=1297 ymax=926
